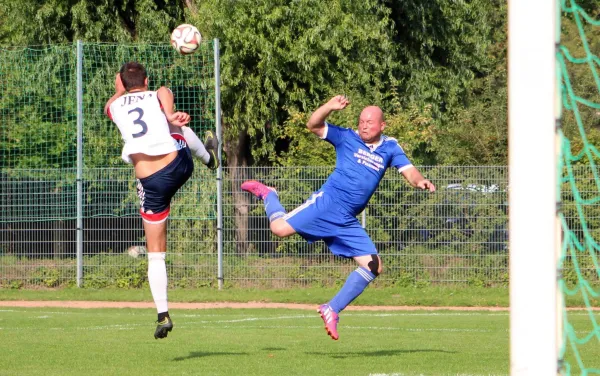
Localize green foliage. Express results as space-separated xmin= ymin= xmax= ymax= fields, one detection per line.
xmin=80 ymin=42 xmax=216 ymax=168
xmin=195 ymin=0 xmax=508 ymax=166
xmin=271 ymin=88 xmax=436 ymax=166
xmin=433 ymin=71 xmax=508 ymax=165
xmin=9 ymin=280 xmax=24 ymax=289
xmin=0 ymin=46 xmax=77 ymax=170
xmin=31 ymin=267 xmax=62 ymax=288
xmin=0 ymin=42 xmax=217 ymax=222
xmin=0 ymin=0 xmax=514 ymax=166
xmin=560 ymin=13 xmax=600 ymax=160
xmin=82 ymin=253 xmax=148 ymax=289
xmin=386 ymin=0 xmax=502 ymax=107
xmin=0 ymin=0 xmax=183 ymax=45
xmin=424 ymin=0 xmax=508 ymax=165
xmin=192 ymin=0 xmax=398 ymax=160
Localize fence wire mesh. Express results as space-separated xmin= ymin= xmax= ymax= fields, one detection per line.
xmin=0 ymin=41 xmax=217 ymax=288
xmin=1 ymin=161 xmax=515 ymax=288
xmin=224 ymin=166 xmax=509 ymax=288
xmin=2 ymin=41 xmax=591 ymax=290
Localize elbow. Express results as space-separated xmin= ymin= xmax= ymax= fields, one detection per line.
xmin=156 ymin=86 xmax=169 ymax=97
xmin=306 ymin=119 xmax=323 ymax=132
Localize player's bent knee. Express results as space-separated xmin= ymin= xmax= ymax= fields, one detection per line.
xmin=270 ymin=219 xmax=296 ymax=238
xmin=368 ymin=254 xmax=382 ymax=277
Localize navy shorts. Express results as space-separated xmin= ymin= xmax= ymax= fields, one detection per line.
xmin=283 ymin=191 xmax=377 ymax=258
xmin=136 ymin=135 xmax=193 ymax=223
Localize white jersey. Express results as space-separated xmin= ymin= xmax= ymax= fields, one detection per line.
xmin=108 ymin=90 xmax=178 ymax=163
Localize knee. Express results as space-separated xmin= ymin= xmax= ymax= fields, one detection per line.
xmin=270 ymin=219 xmax=294 ymax=238
xmin=368 ymin=255 xmax=383 ymax=277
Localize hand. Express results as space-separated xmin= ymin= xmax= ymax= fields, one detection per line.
xmin=417 ymin=179 xmax=436 ymax=192
xmin=326 ymin=95 xmax=350 ymax=111
xmin=166 ymin=111 xmax=191 ymax=126
xmin=115 ymin=73 xmax=126 ymax=94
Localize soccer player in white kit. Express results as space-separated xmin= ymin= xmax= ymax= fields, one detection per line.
xmin=104 ymin=62 xmax=216 ymax=339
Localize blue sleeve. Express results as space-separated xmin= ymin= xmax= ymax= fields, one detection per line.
xmin=321 ymin=122 xmax=347 ymax=147
xmin=391 ymin=143 xmax=413 ymax=172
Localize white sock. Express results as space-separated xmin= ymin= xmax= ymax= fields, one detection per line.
xmin=147 ymin=252 xmax=168 ymax=314
xmin=182 ymin=126 xmax=210 ymax=165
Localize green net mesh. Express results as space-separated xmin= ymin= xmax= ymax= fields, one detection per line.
xmin=558 ymin=1 xmax=600 ymax=374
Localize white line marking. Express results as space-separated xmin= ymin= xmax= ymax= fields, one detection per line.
xmin=173 ymin=325 xmax=500 ymax=333
xmin=0 ymin=310 xmax=84 ymax=315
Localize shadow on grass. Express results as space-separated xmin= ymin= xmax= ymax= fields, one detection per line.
xmin=306 ymin=349 xmax=456 ymax=359
xmin=173 ymin=352 xmax=249 ymax=361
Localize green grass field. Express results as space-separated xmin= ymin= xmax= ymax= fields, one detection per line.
xmin=0 ymin=285 xmax=597 ymax=308
xmin=1 ymin=307 xmax=512 ymax=376
xmin=0 ymin=286 xmax=512 ymax=307
xmin=1 ymin=288 xmax=598 ymax=375
xmin=2 ymin=306 xmax=596 ymax=376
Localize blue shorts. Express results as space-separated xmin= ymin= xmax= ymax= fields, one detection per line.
xmin=284 ymin=191 xmax=377 ymax=258
xmin=136 ymin=136 xmax=193 ymax=223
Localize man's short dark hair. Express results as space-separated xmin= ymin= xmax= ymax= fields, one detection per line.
xmin=119 ymin=62 xmax=147 ymax=91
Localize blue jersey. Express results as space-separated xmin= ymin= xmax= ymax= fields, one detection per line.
xmin=319 ymin=122 xmax=412 ymax=216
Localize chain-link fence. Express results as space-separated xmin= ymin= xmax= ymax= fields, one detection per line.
xmin=0 ymin=41 xmax=219 ymax=288
xmin=223 ymin=166 xmax=509 ymax=288
xmin=2 ymin=161 xmax=513 ymax=288
xmin=1 ymin=42 xmax=591 ymax=289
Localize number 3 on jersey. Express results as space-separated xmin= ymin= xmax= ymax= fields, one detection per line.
xmin=129 ymin=107 xmax=148 ymax=138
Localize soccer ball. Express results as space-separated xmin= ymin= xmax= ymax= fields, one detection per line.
xmin=127 ymin=245 xmax=147 ymax=259
xmin=170 ymin=24 xmax=202 ymax=55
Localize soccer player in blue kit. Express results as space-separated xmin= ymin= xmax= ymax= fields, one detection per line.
xmin=241 ymin=95 xmax=436 ymax=340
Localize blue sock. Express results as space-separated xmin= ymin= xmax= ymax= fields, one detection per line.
xmin=264 ymin=191 xmax=286 ymax=222
xmin=328 ymin=267 xmax=376 ymax=313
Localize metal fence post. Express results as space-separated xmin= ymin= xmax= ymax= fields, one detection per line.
xmin=361 ymin=210 xmax=366 ymax=228
xmin=214 ymin=39 xmax=224 ymax=290
xmin=76 ymin=40 xmax=84 ymax=287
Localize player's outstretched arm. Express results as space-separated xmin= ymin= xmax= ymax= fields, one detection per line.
xmin=157 ymin=87 xmax=190 ymax=127
xmin=401 ymin=167 xmax=436 ymax=192
xmin=104 ymin=73 xmax=127 ymax=117
xmin=307 ymin=95 xmax=349 ymax=138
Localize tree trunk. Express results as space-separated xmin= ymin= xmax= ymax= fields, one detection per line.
xmin=223 ymin=129 xmax=252 ymax=256
xmin=184 ymin=0 xmax=198 ymax=14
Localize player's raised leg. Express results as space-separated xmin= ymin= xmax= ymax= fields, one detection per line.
xmin=172 ymin=125 xmax=218 ymax=170
xmin=143 ymin=218 xmax=174 ymax=339
xmin=202 ymin=130 xmax=219 ymax=170
xmin=241 ymin=180 xmax=296 ymax=237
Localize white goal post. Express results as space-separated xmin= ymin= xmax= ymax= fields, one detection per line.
xmin=508 ymin=0 xmax=561 ymax=375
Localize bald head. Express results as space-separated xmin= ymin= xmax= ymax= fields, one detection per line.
xmin=360 ymin=106 xmax=385 ymax=123
xmin=358 ymin=106 xmax=386 ymax=143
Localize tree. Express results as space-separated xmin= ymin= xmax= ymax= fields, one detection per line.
xmin=271 ymin=88 xmax=435 ymax=167
xmin=384 ymin=0 xmax=508 ymax=165
xmin=189 ymin=0 xmax=399 ymax=252
xmin=384 ymin=0 xmax=500 ymax=107
xmin=0 ymin=0 xmax=184 ymax=45
xmin=248 ymin=0 xmax=509 ymax=167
